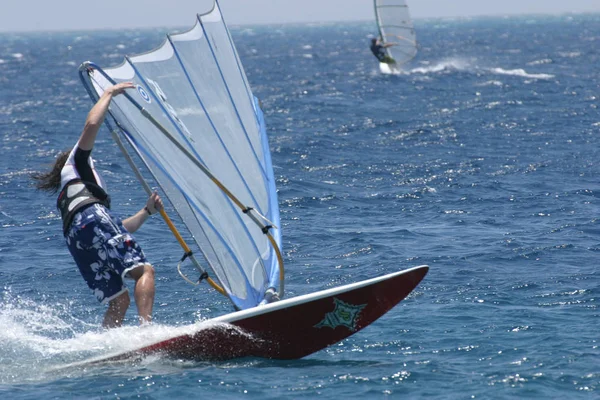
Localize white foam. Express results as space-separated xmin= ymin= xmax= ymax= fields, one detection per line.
xmin=488 ymin=67 xmax=554 ymax=80
xmin=0 ymin=292 xmax=226 ymax=383
xmin=527 ymin=58 xmax=553 ymax=66
xmin=409 ymin=58 xmax=470 ymax=75
xmin=385 ymin=57 xmax=554 ymax=81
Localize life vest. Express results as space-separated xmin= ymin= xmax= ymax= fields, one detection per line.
xmin=56 ymin=179 xmax=111 ymax=235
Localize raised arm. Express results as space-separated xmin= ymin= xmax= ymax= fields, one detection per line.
xmin=78 ymin=82 xmax=135 ymax=151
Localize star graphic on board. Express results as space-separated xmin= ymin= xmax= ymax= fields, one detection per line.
xmin=314 ymin=298 xmax=367 ymax=331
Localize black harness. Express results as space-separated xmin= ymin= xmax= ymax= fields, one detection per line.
xmin=56 ymin=179 xmax=111 ymax=235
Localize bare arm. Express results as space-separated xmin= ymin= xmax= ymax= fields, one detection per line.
xmin=123 ymin=192 xmax=164 ymax=233
xmin=78 ymin=82 xmax=135 ymax=151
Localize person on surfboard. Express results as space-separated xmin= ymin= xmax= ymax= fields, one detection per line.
xmin=370 ymin=37 xmax=397 ymax=65
xmin=32 ymin=82 xmax=163 ymax=329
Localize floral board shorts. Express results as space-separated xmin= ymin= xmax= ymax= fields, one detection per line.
xmin=65 ymin=203 xmax=150 ymax=304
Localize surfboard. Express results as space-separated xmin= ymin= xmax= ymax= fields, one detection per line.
xmin=68 ymin=265 xmax=427 ymax=366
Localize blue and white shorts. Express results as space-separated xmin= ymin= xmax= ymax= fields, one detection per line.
xmin=65 ymin=203 xmax=150 ymax=304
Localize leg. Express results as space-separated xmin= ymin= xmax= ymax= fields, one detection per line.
xmin=128 ymin=264 xmax=155 ymax=324
xmin=103 ymin=291 xmax=130 ymax=328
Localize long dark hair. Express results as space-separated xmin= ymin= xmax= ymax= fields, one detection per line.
xmin=31 ymin=150 xmax=70 ymax=193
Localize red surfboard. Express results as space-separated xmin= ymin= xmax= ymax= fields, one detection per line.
xmin=75 ymin=265 xmax=428 ymax=365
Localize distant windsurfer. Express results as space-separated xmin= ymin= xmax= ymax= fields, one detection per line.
xmin=370 ymin=37 xmax=397 ymax=65
xmin=32 ymin=82 xmax=163 ymax=329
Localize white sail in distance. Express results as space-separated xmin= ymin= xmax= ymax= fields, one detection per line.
xmin=79 ymin=0 xmax=283 ymax=311
xmin=374 ymin=0 xmax=417 ymax=66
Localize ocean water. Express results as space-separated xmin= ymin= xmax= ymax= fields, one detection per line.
xmin=1 ymin=13 xmax=599 ymax=399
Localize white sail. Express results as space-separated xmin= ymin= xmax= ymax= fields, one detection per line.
xmin=79 ymin=0 xmax=283 ymax=310
xmin=374 ymin=0 xmax=417 ymax=66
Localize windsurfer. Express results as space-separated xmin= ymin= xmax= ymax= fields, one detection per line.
xmin=32 ymin=82 xmax=163 ymax=329
xmin=370 ymin=37 xmax=397 ymax=64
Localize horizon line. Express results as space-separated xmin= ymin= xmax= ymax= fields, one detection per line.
xmin=0 ymin=10 xmax=597 ymax=35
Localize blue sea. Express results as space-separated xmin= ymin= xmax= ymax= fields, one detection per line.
xmin=1 ymin=13 xmax=599 ymax=399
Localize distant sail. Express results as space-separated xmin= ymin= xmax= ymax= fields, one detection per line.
xmin=374 ymin=0 xmax=417 ymax=66
xmin=79 ymin=0 xmax=283 ymax=310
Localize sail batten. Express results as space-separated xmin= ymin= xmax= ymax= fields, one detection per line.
xmin=79 ymin=0 xmax=283 ymax=310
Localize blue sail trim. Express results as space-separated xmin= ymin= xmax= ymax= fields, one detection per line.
xmin=253 ymin=96 xmax=282 ymax=289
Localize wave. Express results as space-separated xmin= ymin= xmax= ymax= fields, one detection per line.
xmin=487 ymin=67 xmax=554 ymax=80
xmin=383 ymin=58 xmax=554 ymax=80
xmin=409 ymin=58 xmax=471 ymax=74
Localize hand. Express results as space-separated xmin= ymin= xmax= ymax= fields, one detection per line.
xmin=107 ymin=82 xmax=135 ymax=96
xmin=145 ymin=191 xmax=164 ymax=215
